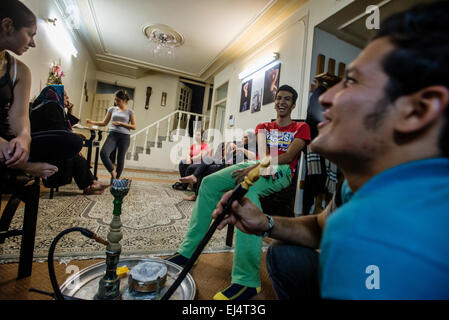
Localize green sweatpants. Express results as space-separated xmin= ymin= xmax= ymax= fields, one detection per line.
xmin=178 ymin=160 xmax=292 ymax=288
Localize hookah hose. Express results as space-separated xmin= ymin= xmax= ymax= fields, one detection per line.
xmin=161 ymin=157 xmax=271 ymax=300
xmin=47 ymin=227 xmax=109 ymax=300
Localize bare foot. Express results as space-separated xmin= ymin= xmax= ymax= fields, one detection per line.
xmin=179 ymin=174 xmax=197 ymax=184
xmin=19 ymin=162 xmax=58 ymax=178
xmin=91 ymin=180 xmax=110 ymax=191
xmin=184 ymin=194 xmax=197 ymax=201
xmin=109 ymin=170 xmax=117 ymax=185
xmin=83 ymin=185 xmax=104 ymax=195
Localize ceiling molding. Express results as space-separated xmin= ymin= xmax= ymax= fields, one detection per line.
xmin=87 ymin=0 xmax=108 ymax=53
xmin=337 ymin=0 xmax=392 ymax=30
xmin=199 ymin=0 xmax=308 ymax=80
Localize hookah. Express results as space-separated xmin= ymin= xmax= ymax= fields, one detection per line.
xmin=43 ymin=157 xmax=271 ymax=300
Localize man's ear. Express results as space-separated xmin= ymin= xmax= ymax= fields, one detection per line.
xmin=395 ymin=86 xmax=449 ymax=134
xmin=0 ymin=18 xmax=15 ymax=35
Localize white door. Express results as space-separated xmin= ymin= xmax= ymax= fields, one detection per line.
xmin=177 ymin=83 xmax=193 ymax=131
xmin=215 ymin=102 xmax=226 ymax=136
xmin=92 ymin=93 xmax=114 ymax=121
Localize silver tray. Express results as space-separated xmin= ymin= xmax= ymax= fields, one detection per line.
xmin=59 ymin=257 xmax=196 ymax=300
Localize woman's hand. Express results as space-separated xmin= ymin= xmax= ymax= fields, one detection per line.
xmin=112 ymin=121 xmax=122 ymax=126
xmin=0 ymin=138 xmax=9 ymax=164
xmin=86 ymin=119 xmax=93 ymax=124
xmin=4 ymin=135 xmax=30 ymax=168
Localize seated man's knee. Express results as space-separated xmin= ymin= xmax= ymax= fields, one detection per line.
xmin=200 ymin=174 xmax=214 ymax=189
xmin=267 ymin=241 xmax=318 ymax=274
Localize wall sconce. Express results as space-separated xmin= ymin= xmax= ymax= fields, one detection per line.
xmin=44 ymin=16 xmax=78 ymax=58
xmin=238 ymin=52 xmax=279 ymax=80
xmin=47 ymin=18 xmax=57 ymax=26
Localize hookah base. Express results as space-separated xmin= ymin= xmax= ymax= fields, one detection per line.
xmin=58 ymin=258 xmax=195 ymax=300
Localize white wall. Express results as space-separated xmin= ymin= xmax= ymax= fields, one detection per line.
xmin=212 ymin=16 xmax=308 ymax=139
xmin=309 ymin=27 xmax=361 ymax=83
xmin=13 ymin=0 xmax=96 ymax=121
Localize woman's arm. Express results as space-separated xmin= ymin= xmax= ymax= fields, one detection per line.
xmin=86 ymin=111 xmax=112 ymax=127
xmin=5 ymin=61 xmax=31 ymax=167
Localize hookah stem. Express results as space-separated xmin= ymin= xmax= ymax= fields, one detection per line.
xmin=161 ymin=183 xmax=248 ymax=301
xmin=48 ymin=227 xmax=108 ymax=300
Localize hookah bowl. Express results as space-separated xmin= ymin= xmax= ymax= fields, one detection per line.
xmin=94 ymin=179 xmax=132 ymax=300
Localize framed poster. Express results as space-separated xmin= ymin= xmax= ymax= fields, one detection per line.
xmin=250 ymin=75 xmax=263 ymax=113
xmin=262 ymin=63 xmax=281 ymax=105
xmin=239 ymin=79 xmax=252 ymax=112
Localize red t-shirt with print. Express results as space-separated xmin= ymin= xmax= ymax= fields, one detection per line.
xmin=255 ymin=121 xmax=310 ymax=176
xmin=190 ymin=142 xmax=210 ymax=159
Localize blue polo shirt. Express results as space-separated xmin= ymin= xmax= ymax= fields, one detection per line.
xmin=319 ymin=158 xmax=449 ymax=299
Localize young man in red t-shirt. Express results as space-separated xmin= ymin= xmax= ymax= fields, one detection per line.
xmin=167 ymin=85 xmax=310 ymax=300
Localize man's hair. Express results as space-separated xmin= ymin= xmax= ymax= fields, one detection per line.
xmin=276 ymin=85 xmax=298 ymax=104
xmin=373 ymin=1 xmax=449 ymax=157
xmin=0 ymin=0 xmax=36 ymax=30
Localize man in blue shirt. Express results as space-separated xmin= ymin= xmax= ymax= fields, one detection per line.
xmin=212 ymin=1 xmax=449 ymax=299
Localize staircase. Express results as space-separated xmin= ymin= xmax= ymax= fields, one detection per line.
xmin=126 ymin=110 xmax=209 ymax=171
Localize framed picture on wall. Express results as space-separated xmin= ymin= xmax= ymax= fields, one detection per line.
xmin=239 ymin=79 xmax=252 ymax=112
xmin=251 ymin=76 xmax=263 ymax=113
xmin=262 ymin=63 xmax=281 ymax=105
xmin=161 ymin=92 xmax=167 ymax=106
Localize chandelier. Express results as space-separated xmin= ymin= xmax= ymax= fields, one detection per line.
xmin=143 ymin=24 xmax=184 ymax=56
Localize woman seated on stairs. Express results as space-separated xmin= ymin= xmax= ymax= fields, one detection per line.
xmin=172 ymin=128 xmax=210 ymax=191
xmin=179 ymin=130 xmax=257 ymax=201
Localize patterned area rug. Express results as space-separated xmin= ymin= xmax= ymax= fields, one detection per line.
xmin=0 ymin=179 xmax=233 ymax=263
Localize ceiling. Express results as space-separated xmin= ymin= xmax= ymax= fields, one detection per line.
xmin=318 ymin=0 xmax=442 ymax=49
xmin=59 ymin=0 xmax=306 ymax=83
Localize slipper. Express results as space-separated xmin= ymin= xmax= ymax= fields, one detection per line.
xmin=172 ymin=182 xmax=186 ymax=190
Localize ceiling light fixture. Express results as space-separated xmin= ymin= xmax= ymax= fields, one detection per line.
xmin=143 ymin=24 xmax=184 ymax=56
xmin=238 ymin=52 xmax=280 ymax=80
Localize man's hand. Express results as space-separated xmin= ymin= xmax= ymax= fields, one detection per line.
xmin=231 ymin=164 xmax=257 ymax=184
xmin=5 ymin=136 xmax=30 ymax=168
xmin=212 ymin=191 xmax=269 ymax=236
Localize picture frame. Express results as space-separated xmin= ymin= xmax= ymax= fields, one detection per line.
xmin=239 ymin=79 xmax=252 ymax=112
xmin=262 ymin=63 xmax=281 ymax=105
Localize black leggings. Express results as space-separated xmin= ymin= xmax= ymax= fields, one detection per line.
xmin=100 ymin=131 xmax=130 ymax=179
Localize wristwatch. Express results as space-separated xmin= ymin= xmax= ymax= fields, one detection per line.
xmin=262 ymin=214 xmax=274 ymax=237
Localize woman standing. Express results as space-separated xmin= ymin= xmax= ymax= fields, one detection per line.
xmin=86 ymin=90 xmax=136 ymax=181
xmin=0 ymin=0 xmax=58 ymax=178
